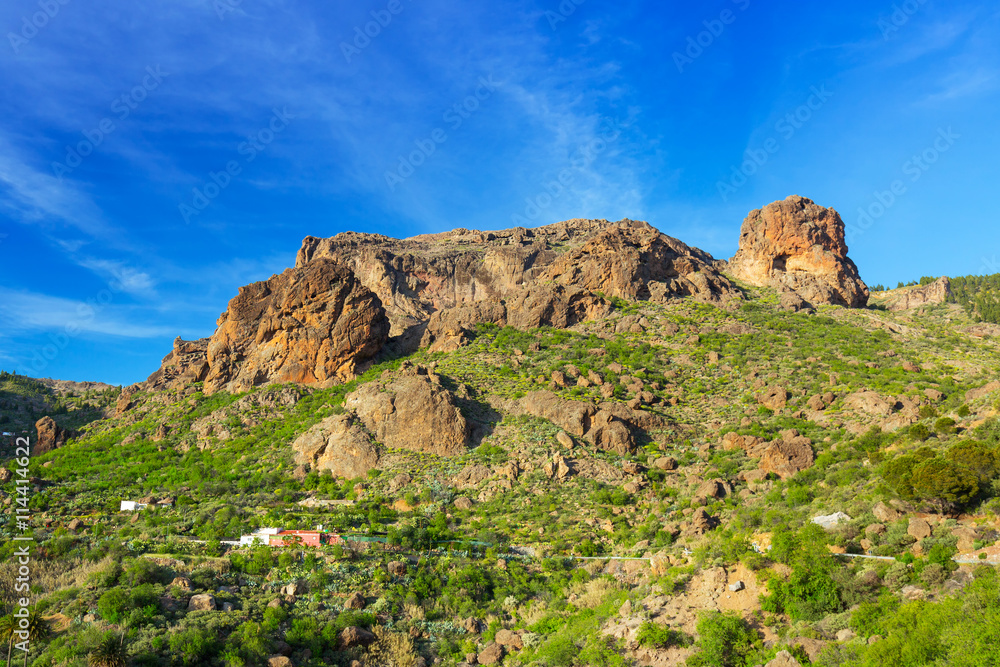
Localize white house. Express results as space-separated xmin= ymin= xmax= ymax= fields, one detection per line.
xmin=120 ymin=500 xmax=148 ymax=511
xmin=239 ymin=527 xmax=280 ymax=546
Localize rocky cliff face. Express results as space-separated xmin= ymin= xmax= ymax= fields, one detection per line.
xmin=296 ymin=219 xmax=740 ymax=345
xmin=880 ymin=277 xmax=952 ymax=312
xmin=146 ymin=260 xmax=390 ymax=395
xmin=146 ymin=198 xmax=867 ymax=394
xmin=727 ymin=195 xmax=869 ymax=307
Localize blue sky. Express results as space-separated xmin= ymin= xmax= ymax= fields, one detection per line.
xmin=0 ymin=0 xmax=998 ymax=385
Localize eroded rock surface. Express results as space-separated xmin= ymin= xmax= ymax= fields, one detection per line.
xmin=727 ymin=195 xmax=869 ymax=307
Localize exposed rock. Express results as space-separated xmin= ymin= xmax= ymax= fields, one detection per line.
xmin=495 ymin=629 xmax=523 ymax=650
xmin=297 ymin=220 xmax=740 ymax=348
xmin=478 ymin=642 xmax=505 ymax=665
xmin=882 ymin=277 xmax=951 ymax=311
xmin=765 ymin=650 xmax=802 ymax=667
xmin=653 ymin=457 xmax=678 ymax=471
xmin=812 ymin=512 xmax=851 ymax=529
xmin=872 ymin=502 xmax=902 ymax=523
xmin=346 ymin=366 xmax=469 ymax=456
xmin=146 ymin=261 xmax=390 ymax=395
xmin=908 ymin=518 xmax=933 ymax=541
xmin=543 ymin=454 xmax=573 ymax=480
xmin=555 ymin=431 xmax=575 ymax=449
xmin=727 ymin=195 xmax=869 ymax=307
xmin=758 ymin=386 xmax=789 ymax=411
xmin=339 ymin=626 xmax=376 ymax=649
xmin=454 ymin=496 xmax=475 ymax=510
xmin=344 ymin=592 xmax=366 ymax=610
xmin=758 ymin=432 xmax=814 ymax=479
xmin=695 ymin=479 xmax=729 ymax=500
xmin=966 ymin=381 xmax=1000 ymax=403
xmin=837 ymin=629 xmax=857 ymax=642
xmin=518 ymin=392 xmax=637 ymax=454
xmin=779 ymin=288 xmax=814 ymax=313
xmin=188 ymin=594 xmax=217 ymax=611
xmin=171 ymin=576 xmax=193 ymax=591
xmin=686 ymin=508 xmax=718 ymax=535
xmin=115 ymin=389 xmax=135 ymax=416
xmin=144 ymin=337 xmax=211 ymax=392
xmin=67 ymin=518 xmax=84 ymax=532
xmin=453 ymin=466 xmax=491 ymax=489
xmin=267 ymin=657 xmax=293 ymax=667
xmin=844 ymin=391 xmax=894 ymax=417
xmin=292 ymin=414 xmax=381 ymax=479
xmin=33 ymin=416 xmax=69 ymax=456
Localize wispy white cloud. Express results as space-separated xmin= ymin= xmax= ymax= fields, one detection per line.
xmin=0 ymin=288 xmax=180 ymax=339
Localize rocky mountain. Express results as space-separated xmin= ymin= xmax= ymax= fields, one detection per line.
xmin=7 ymin=194 xmax=1000 ymax=667
xmin=145 ymin=197 xmax=870 ymax=395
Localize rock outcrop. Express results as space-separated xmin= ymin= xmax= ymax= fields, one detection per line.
xmin=292 ymin=415 xmax=381 ymax=478
xmin=727 ymin=195 xmax=869 ymax=307
xmin=34 ymin=416 xmax=69 ymax=455
xmin=297 ymin=219 xmax=740 ymax=349
xmin=518 ymin=391 xmax=640 ymax=454
xmin=147 ymin=261 xmax=390 ymax=395
xmin=145 ymin=337 xmax=211 ymax=392
xmin=344 ymin=364 xmax=469 ymax=456
xmin=880 ymin=277 xmax=952 ymax=312
xmin=204 ymin=260 xmax=390 ymax=394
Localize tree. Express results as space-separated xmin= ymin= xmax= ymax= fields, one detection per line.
xmin=688 ymin=611 xmax=761 ymax=667
xmin=88 ymin=632 xmax=128 ymax=667
xmin=17 ymin=611 xmax=51 ymax=667
xmin=0 ymin=615 xmax=15 ymax=667
xmin=910 ymin=458 xmax=979 ymax=511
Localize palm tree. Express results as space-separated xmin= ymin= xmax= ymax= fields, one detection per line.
xmin=87 ymin=632 xmax=128 ymax=667
xmin=18 ymin=611 xmax=51 ymax=667
xmin=0 ymin=615 xmax=16 ymax=667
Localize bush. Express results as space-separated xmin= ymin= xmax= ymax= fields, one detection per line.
xmin=97 ymin=588 xmax=129 ymax=623
xmin=637 ymin=621 xmax=686 ymax=648
xmin=686 ymin=611 xmax=761 ymax=667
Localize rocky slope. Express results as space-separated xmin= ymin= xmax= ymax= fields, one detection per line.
xmin=143 ymin=197 xmax=870 ymax=396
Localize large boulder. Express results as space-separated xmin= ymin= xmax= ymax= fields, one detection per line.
xmin=518 ymin=391 xmax=638 ymax=454
xmin=339 ymin=626 xmax=375 ymax=649
xmin=204 ymin=259 xmax=389 ymax=394
xmin=188 ymin=594 xmax=217 ymax=611
xmin=844 ymin=391 xmax=894 ymax=417
xmin=345 ymin=365 xmax=469 ymax=456
xmin=292 ymin=414 xmax=381 ymax=478
xmin=145 ymin=260 xmax=390 ymax=395
xmin=758 ymin=431 xmax=814 ymax=479
xmin=33 ymin=416 xmax=69 ymax=456
xmin=727 ymin=195 xmax=869 ymax=307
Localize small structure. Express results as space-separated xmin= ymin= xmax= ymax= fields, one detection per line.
xmin=239 ymin=527 xmax=280 ymax=546
xmin=268 ymin=530 xmax=343 ymax=548
xmin=120 ymin=500 xmax=148 ymax=512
